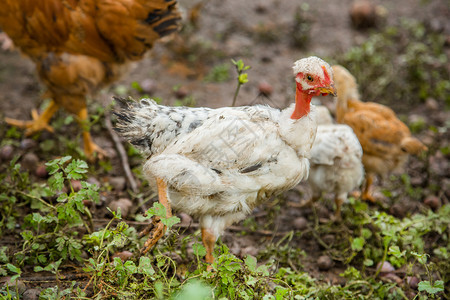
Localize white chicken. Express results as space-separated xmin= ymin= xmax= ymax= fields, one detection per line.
xmin=114 ymin=56 xmax=336 ymax=267
xmin=306 ymin=106 xmax=364 ymax=219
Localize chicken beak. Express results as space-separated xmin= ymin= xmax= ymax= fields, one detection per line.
xmin=318 ymin=84 xmax=337 ymax=97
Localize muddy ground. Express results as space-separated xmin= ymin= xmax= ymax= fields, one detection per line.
xmin=0 ymin=0 xmax=449 ymax=297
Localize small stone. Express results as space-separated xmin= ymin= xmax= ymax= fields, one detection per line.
xmin=83 ymin=199 xmax=93 ymax=207
xmin=35 ymin=164 xmax=49 ymax=178
xmin=71 ymin=180 xmax=82 ymax=192
xmin=174 ymin=86 xmax=189 ymax=99
xmin=258 ymin=81 xmax=273 ymax=96
xmin=20 ymin=138 xmax=37 ymax=150
xmin=21 ymin=152 xmax=39 ymax=171
xmin=240 ymin=246 xmax=258 ymax=257
xmin=178 ymin=213 xmax=193 ymax=226
xmin=254 ymin=3 xmax=268 ymax=14
xmin=0 ymin=145 xmax=14 ymax=161
xmin=22 ymin=288 xmax=41 ymax=300
xmin=87 ymin=176 xmax=101 ymax=186
xmin=317 ymin=255 xmax=333 ymax=270
xmin=350 ymin=0 xmax=377 ymax=29
xmin=293 ymin=217 xmax=308 ymax=230
xmin=322 ymin=234 xmax=335 ymax=245
xmin=108 ymin=198 xmax=133 ymax=218
xmin=389 ymin=203 xmax=406 ymax=218
xmin=140 ymin=79 xmax=157 ymax=94
xmin=380 ymin=272 xmax=402 ymax=284
xmin=3 ymin=277 xmax=26 ymax=295
xmin=407 ymin=276 xmax=420 ymax=290
xmin=423 ymin=195 xmax=441 ymax=210
xmin=111 ymin=251 xmax=134 ymax=262
xmin=377 ymin=261 xmax=395 ymax=274
xmin=109 ymin=176 xmax=127 ymax=191
xmin=425 ymin=98 xmax=439 ymax=110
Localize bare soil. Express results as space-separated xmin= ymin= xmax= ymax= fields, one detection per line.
xmin=0 ymin=0 xmax=449 ymax=296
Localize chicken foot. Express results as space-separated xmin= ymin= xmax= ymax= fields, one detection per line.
xmin=5 ymin=100 xmax=59 ymax=135
xmin=140 ymin=178 xmax=173 ymax=254
xmin=201 ymin=228 xmax=216 ymax=271
xmin=76 ymin=107 xmax=107 ymax=160
xmin=361 ymin=173 xmax=377 ymax=203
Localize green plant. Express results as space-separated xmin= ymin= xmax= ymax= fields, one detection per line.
xmin=231 ymin=59 xmax=250 ymax=106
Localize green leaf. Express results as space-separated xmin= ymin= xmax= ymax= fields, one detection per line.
xmin=411 ymin=251 xmax=428 ymax=264
xmin=192 ymin=243 xmax=207 ymax=257
xmin=351 ymin=237 xmax=365 ymax=252
xmin=6 ymin=264 xmax=21 ymax=275
xmin=388 ymin=245 xmax=406 ymax=258
xmin=160 ymin=215 xmax=180 ymax=228
xmin=238 ymin=73 xmax=248 ymax=84
xmin=138 ymin=257 xmax=155 ymax=276
xmin=244 ymin=255 xmax=257 ymax=273
xmin=418 ymin=280 xmax=444 ymax=294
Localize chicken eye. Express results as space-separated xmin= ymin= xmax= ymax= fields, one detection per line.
xmin=306 ymin=75 xmax=314 ymax=82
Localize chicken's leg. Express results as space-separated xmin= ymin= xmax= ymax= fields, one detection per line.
xmin=76 ymin=107 xmax=107 ymax=160
xmin=5 ymin=100 xmax=59 ymax=135
xmin=201 ymin=228 xmax=216 ymax=270
xmin=140 ymin=178 xmax=173 ymax=254
xmin=361 ymin=173 xmax=376 ymax=203
xmin=333 ymin=193 xmax=346 ymax=221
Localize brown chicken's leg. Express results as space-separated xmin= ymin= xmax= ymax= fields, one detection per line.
xmin=140 ymin=178 xmax=173 ymax=254
xmin=5 ymin=100 xmax=59 ymax=135
xmin=362 ymin=173 xmax=377 ymax=203
xmin=76 ymin=107 xmax=107 ymax=160
xmin=201 ymin=228 xmax=216 ymax=270
xmin=334 ymin=196 xmax=344 ymax=221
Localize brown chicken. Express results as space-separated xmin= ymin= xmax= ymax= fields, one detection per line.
xmin=332 ymin=65 xmax=427 ymax=202
xmin=0 ymin=0 xmax=181 ymax=159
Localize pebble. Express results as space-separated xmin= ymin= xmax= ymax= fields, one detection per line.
xmin=0 ymin=145 xmax=14 ymax=161
xmin=108 ymin=198 xmax=133 ymax=218
xmin=317 ymin=255 xmax=333 ymax=270
xmin=178 ymin=212 xmax=193 ymax=226
xmin=109 ymin=176 xmax=126 ymax=191
xmin=22 ymin=288 xmax=41 ymax=300
xmin=140 ymin=79 xmax=157 ymax=95
xmin=258 ymin=81 xmax=273 ymax=96
xmin=70 ymin=180 xmax=82 ymax=192
xmin=406 ymin=276 xmax=420 ymax=290
xmin=174 ymin=86 xmax=189 ymax=99
xmin=112 ymin=251 xmax=133 ymax=262
xmin=87 ymin=176 xmax=101 ymax=186
xmin=293 ymin=217 xmax=308 ymax=230
xmin=423 ymin=195 xmax=441 ymax=210
xmin=240 ymin=246 xmax=258 ymax=257
xmin=21 ymin=152 xmax=39 ymax=171
xmin=35 ymin=164 xmax=49 ymax=178
xmin=425 ymin=98 xmax=439 ymax=110
xmin=377 ymin=261 xmax=395 ymax=274
xmin=20 ymin=138 xmax=37 ymax=150
xmin=350 ymin=0 xmax=377 ymax=29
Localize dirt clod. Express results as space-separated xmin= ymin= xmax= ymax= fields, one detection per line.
xmin=317 ymin=255 xmax=333 ymax=270
xmin=406 ymin=276 xmax=420 ymax=290
xmin=35 ymin=164 xmax=48 ymax=178
xmin=112 ymin=250 xmax=134 ymax=262
xmin=140 ymin=79 xmax=157 ymax=95
xmin=109 ymin=176 xmax=126 ymax=191
xmin=423 ymin=195 xmax=441 ymax=210
xmin=108 ymin=198 xmax=133 ymax=218
xmin=22 ymin=288 xmax=41 ymax=300
xmin=0 ymin=145 xmax=14 ymax=161
xmin=21 ymin=152 xmax=39 ymax=171
xmin=293 ymin=217 xmax=308 ymax=230
xmin=20 ymin=138 xmax=37 ymax=150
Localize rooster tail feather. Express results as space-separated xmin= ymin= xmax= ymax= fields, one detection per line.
xmin=400 ymin=136 xmax=427 ymax=155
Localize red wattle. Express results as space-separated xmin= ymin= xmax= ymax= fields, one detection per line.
xmin=290 ymin=87 xmax=312 ymax=120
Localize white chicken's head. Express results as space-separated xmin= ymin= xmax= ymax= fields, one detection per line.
xmin=292 ymin=56 xmax=336 ymax=97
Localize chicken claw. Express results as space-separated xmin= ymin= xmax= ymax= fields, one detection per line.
xmin=5 ymin=101 xmax=59 ymax=135
xmin=139 ymin=178 xmax=173 ymax=254
xmin=139 ymin=216 xmax=165 ymax=254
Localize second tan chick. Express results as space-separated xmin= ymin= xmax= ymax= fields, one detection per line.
xmin=332 ymin=65 xmax=427 ymax=202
